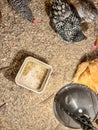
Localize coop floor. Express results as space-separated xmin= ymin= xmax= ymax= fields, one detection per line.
xmin=0 ymin=0 xmax=98 ymax=130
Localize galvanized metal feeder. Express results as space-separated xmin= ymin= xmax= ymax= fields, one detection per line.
xmin=54 ymin=83 xmax=98 ymax=130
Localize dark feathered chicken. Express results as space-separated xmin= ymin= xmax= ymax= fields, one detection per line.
xmin=50 ymin=0 xmax=86 ymax=43
xmin=70 ymin=0 xmax=98 ymax=22
xmin=7 ymin=0 xmax=37 ymax=24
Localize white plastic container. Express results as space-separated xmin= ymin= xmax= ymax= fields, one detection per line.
xmin=15 ymin=56 xmax=52 ymax=93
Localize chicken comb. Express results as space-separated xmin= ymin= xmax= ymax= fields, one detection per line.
xmin=93 ymin=39 xmax=98 ymax=51
xmin=33 ymin=19 xmax=37 ymax=25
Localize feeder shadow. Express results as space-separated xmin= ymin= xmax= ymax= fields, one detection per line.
xmin=2 ymin=50 xmax=48 ymax=82
xmin=73 ymin=49 xmax=98 ymax=77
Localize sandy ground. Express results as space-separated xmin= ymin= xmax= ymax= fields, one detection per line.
xmin=0 ymin=0 xmax=98 ymax=130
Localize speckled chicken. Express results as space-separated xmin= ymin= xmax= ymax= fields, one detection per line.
xmin=7 ymin=0 xmax=37 ymax=24
xmin=50 ymin=0 xmax=86 ymax=43
xmin=70 ymin=0 xmax=98 ymax=22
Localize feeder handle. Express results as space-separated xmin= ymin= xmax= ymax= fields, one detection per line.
xmin=76 ymin=115 xmax=96 ymax=130
xmin=61 ymin=104 xmax=97 ymax=130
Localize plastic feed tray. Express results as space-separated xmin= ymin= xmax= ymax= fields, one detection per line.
xmin=15 ymin=57 xmax=52 ymax=93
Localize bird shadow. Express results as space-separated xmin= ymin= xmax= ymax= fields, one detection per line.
xmin=81 ymin=22 xmax=89 ymax=32
xmin=44 ymin=0 xmax=52 ymax=16
xmin=0 ymin=50 xmax=47 ymax=83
